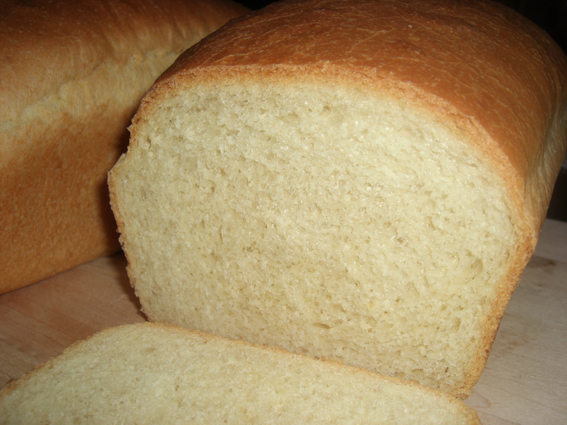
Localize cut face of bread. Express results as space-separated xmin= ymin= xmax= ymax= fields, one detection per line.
xmin=110 ymin=77 xmax=519 ymax=397
xmin=0 ymin=323 xmax=481 ymax=424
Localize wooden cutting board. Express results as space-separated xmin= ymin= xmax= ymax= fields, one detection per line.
xmin=1 ymin=219 xmax=566 ymax=424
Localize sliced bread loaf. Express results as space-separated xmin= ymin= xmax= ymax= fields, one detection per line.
xmin=108 ymin=0 xmax=567 ymax=397
xmin=0 ymin=323 xmax=481 ymax=424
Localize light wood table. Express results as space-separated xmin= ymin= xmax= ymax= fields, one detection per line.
xmin=1 ymin=219 xmax=566 ymax=424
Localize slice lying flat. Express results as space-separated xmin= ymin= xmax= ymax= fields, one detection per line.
xmin=0 ymin=323 xmax=480 ymax=424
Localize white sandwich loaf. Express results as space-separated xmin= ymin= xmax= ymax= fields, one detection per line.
xmin=0 ymin=323 xmax=481 ymax=424
xmin=108 ymin=0 xmax=567 ymax=398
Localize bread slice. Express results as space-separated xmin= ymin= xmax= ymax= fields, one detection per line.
xmin=0 ymin=323 xmax=481 ymax=424
xmin=0 ymin=0 xmax=248 ymax=294
xmin=108 ymin=0 xmax=567 ymax=397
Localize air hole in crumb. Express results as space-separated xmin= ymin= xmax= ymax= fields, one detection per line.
xmin=313 ymin=323 xmax=331 ymax=329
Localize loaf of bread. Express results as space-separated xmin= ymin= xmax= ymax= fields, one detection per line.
xmin=108 ymin=0 xmax=567 ymax=398
xmin=0 ymin=323 xmax=481 ymax=424
xmin=0 ymin=0 xmax=248 ymax=294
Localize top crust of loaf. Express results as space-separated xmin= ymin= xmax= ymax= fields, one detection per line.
xmin=145 ymin=0 xmax=567 ymax=233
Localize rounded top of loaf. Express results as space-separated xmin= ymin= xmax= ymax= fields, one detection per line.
xmin=143 ymin=0 xmax=567 ymax=233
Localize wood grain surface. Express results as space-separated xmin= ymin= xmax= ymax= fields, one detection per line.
xmin=1 ymin=219 xmax=566 ymax=424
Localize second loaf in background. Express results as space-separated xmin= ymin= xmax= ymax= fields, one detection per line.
xmin=109 ymin=0 xmax=567 ymax=398
xmin=0 ymin=0 xmax=248 ymax=294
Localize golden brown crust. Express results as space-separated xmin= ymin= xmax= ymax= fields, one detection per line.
xmin=0 ymin=0 xmax=249 ymax=294
xmin=154 ymin=0 xmax=567 ymax=225
xmin=118 ymin=0 xmax=567 ymax=398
